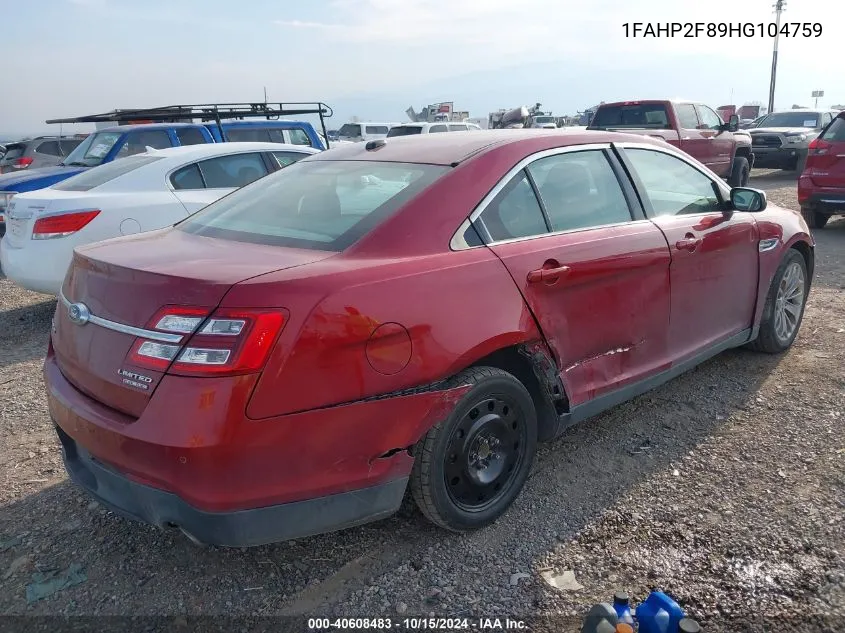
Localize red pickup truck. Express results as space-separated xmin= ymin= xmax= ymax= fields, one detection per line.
xmin=588 ymin=100 xmax=754 ymax=187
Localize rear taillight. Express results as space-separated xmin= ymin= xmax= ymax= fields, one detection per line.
xmin=32 ymin=210 xmax=100 ymax=239
xmin=127 ymin=306 xmax=287 ymax=376
xmin=13 ymin=157 xmax=33 ymax=169
xmin=808 ymin=138 xmax=832 ymax=155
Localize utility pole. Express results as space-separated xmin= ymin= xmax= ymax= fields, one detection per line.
xmin=767 ymin=0 xmax=786 ymax=114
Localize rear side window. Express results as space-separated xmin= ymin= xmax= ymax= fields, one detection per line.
xmin=59 ymin=139 xmax=83 ymax=154
xmin=199 ymin=153 xmax=269 ymax=188
xmin=271 ymin=151 xmax=309 ymax=168
xmin=338 ymin=124 xmax=362 ymax=137
xmin=821 ymin=116 xmax=845 ymax=142
xmin=676 ymin=104 xmax=699 ymax=129
xmin=429 ymin=125 xmax=448 ymax=133
xmin=170 ymin=163 xmax=205 ymax=190
xmin=387 ymin=126 xmax=422 ymax=137
xmin=365 ymin=126 xmax=389 ymax=135
xmin=115 ymin=130 xmax=172 ymax=158
xmin=176 ymin=128 xmax=208 ymax=146
xmin=449 ymin=124 xmax=468 ymax=132
xmin=52 ymin=155 xmax=165 ymax=192
xmin=225 ymin=128 xmax=271 ymax=142
xmin=288 ymin=128 xmax=312 ymax=146
xmin=268 ymin=129 xmax=286 ymax=143
xmin=527 ymin=150 xmax=632 ymax=231
xmin=591 ymin=103 xmax=670 ymax=128
xmin=177 ymin=161 xmax=447 ymax=251
xmin=475 ymin=171 xmax=548 ymax=242
xmin=35 ymin=141 xmax=62 ymax=156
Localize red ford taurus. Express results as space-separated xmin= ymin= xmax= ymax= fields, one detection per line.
xmin=45 ymin=130 xmax=814 ymax=547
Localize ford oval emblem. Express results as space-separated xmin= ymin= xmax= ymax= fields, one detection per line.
xmin=67 ymin=302 xmax=91 ymax=326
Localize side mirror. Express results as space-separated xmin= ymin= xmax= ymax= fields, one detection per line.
xmin=731 ymin=187 xmax=767 ymax=212
xmin=726 ymin=114 xmax=740 ymax=132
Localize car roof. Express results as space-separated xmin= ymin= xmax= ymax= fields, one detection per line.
xmin=140 ymin=142 xmax=320 ymax=162
xmin=311 ymin=129 xmax=666 ymax=166
xmin=217 ymin=120 xmax=313 ymax=128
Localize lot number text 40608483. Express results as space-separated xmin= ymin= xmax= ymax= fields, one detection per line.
xmin=622 ymin=22 xmax=822 ymax=38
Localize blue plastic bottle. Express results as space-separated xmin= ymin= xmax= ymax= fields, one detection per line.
xmin=635 ymin=591 xmax=684 ymax=633
xmin=612 ymin=592 xmax=636 ymax=627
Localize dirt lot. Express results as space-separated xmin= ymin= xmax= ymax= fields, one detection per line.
xmin=0 ymin=170 xmax=843 ymax=631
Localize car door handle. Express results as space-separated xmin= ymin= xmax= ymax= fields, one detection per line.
xmin=675 ymin=235 xmax=702 ymax=252
xmin=527 ymin=265 xmax=571 ymax=284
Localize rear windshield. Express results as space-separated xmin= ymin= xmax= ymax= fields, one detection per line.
xmin=757 ymin=112 xmax=820 ymax=128
xmin=338 ymin=124 xmax=362 ymax=138
xmin=51 ymin=155 xmax=165 ymax=191
xmin=61 ymin=131 xmax=123 ymax=167
xmin=821 ymin=116 xmax=845 ymax=142
xmin=387 ymin=126 xmax=423 ymax=137
xmin=591 ymin=104 xmax=670 ymax=128
xmin=1 ymin=144 xmax=25 ymax=161
xmin=177 ymin=160 xmax=447 ymax=251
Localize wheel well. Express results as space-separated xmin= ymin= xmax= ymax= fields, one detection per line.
xmin=790 ymin=240 xmax=814 ymax=284
xmin=735 ymin=146 xmax=752 ymax=160
xmin=469 ymin=344 xmax=567 ymax=442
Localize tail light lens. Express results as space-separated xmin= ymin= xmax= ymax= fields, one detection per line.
xmin=13 ymin=157 xmax=33 ymax=169
xmin=808 ymin=138 xmax=831 ymax=155
xmin=32 ymin=210 xmax=100 ymax=239
xmin=127 ymin=306 xmax=287 ymax=376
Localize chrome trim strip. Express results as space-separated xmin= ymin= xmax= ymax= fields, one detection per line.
xmin=59 ymin=292 xmax=184 ymax=343
xmin=759 ymin=238 xmax=779 ymax=252
xmin=819 ymin=198 xmax=845 ymax=204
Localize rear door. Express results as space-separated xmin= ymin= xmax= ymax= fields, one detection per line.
xmin=474 ymin=144 xmax=672 ymax=406
xmin=807 ymin=113 xmax=845 ymax=188
xmin=695 ymin=104 xmax=734 ymax=176
xmin=617 ymin=143 xmax=759 ymax=361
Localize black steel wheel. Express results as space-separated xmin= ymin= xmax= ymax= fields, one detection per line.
xmin=410 ymin=366 xmax=538 ymax=532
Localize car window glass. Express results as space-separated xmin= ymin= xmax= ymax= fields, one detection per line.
xmin=387 ymin=126 xmax=422 ymax=137
xmin=822 ymin=113 xmax=833 ymax=126
xmin=170 ymin=163 xmax=205 ymax=190
xmin=364 ymin=126 xmax=389 ymax=135
xmin=338 ymin=124 xmax=362 ymax=137
xmin=35 ymin=141 xmax=62 ymax=156
xmin=476 ymin=171 xmax=548 ymax=242
xmin=115 ymin=130 xmax=172 ymax=158
xmin=52 ymin=155 xmax=165 ymax=192
xmin=697 ymin=106 xmax=724 ymax=130
xmin=268 ymin=129 xmax=286 ymax=143
xmin=429 ymin=125 xmax=448 ymax=133
xmin=591 ymin=103 xmax=670 ymax=128
xmin=288 ymin=128 xmax=312 ymax=146
xmin=225 ymin=128 xmax=270 ymax=142
xmin=176 ymin=128 xmax=208 ymax=146
xmin=198 ymin=153 xmax=269 ymax=188
xmin=59 ymin=139 xmax=83 ymax=154
xmin=821 ymin=117 xmax=845 ymax=142
xmin=527 ymin=150 xmax=632 ymax=231
xmin=448 ymin=125 xmax=468 ymax=132
xmin=271 ymin=151 xmax=309 ymax=168
xmin=625 ymin=149 xmax=722 ymax=215
xmin=676 ymin=104 xmax=699 ymax=129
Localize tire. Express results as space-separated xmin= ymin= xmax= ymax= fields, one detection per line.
xmin=748 ymin=249 xmax=809 ymax=354
xmin=728 ymin=156 xmax=750 ymax=187
xmin=410 ymin=366 xmax=538 ymax=532
xmin=801 ymin=206 xmax=829 ymax=229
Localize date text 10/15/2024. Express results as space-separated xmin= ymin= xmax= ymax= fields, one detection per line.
xmin=308 ymin=618 xmax=528 ymax=630
xmin=623 ymin=22 xmax=822 ymax=38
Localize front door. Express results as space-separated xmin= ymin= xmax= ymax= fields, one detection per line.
xmin=473 ymin=146 xmax=672 ymax=406
xmin=618 ymin=144 xmax=759 ymax=362
xmin=696 ymin=104 xmax=735 ymax=177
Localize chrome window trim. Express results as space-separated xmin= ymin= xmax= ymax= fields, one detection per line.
xmin=468 ymin=218 xmax=656 ymax=249
xmin=449 ymin=143 xmax=617 ymax=251
xmin=59 ymin=292 xmax=184 ymax=344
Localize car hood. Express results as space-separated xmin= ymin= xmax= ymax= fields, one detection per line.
xmin=750 ymin=127 xmax=816 ymax=135
xmin=0 ymin=165 xmax=87 ymax=190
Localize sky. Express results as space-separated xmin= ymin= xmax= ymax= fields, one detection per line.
xmin=2 ymin=0 xmax=843 ymax=137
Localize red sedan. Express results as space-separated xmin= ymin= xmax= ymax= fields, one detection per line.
xmin=45 ymin=130 xmax=814 ymax=547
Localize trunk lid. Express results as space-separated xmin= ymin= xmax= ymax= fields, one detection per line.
xmin=4 ymin=190 xmax=93 ymax=247
xmin=54 ymin=228 xmax=334 ymax=418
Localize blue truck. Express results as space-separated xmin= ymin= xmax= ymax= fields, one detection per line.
xmin=0 ymin=102 xmax=332 ymax=236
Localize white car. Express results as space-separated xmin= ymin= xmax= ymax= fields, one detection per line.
xmin=0 ymin=142 xmax=319 ymax=295
xmin=386 ymin=122 xmax=482 ymax=137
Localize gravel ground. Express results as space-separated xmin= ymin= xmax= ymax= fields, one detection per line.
xmin=0 ymin=170 xmax=843 ymax=631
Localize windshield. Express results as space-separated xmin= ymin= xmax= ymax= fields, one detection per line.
xmin=386 ymin=126 xmax=423 ymax=137
xmin=61 ymin=131 xmax=123 ymax=167
xmin=338 ymin=124 xmax=362 ymax=138
xmin=52 ymin=155 xmax=164 ymax=192
xmin=590 ymin=104 xmax=670 ymax=128
xmin=533 ymin=117 xmax=555 ymax=124
xmin=177 ymin=160 xmax=447 ymax=251
xmin=757 ymin=112 xmax=820 ymax=128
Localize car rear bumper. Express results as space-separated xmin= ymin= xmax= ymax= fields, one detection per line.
xmin=0 ymin=240 xmax=66 ymax=295
xmin=751 ymin=146 xmax=807 ymax=168
xmin=55 ymin=423 xmax=408 ymax=547
xmin=44 ymin=347 xmax=470 ymax=545
xmin=801 ymin=192 xmax=845 ymax=216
